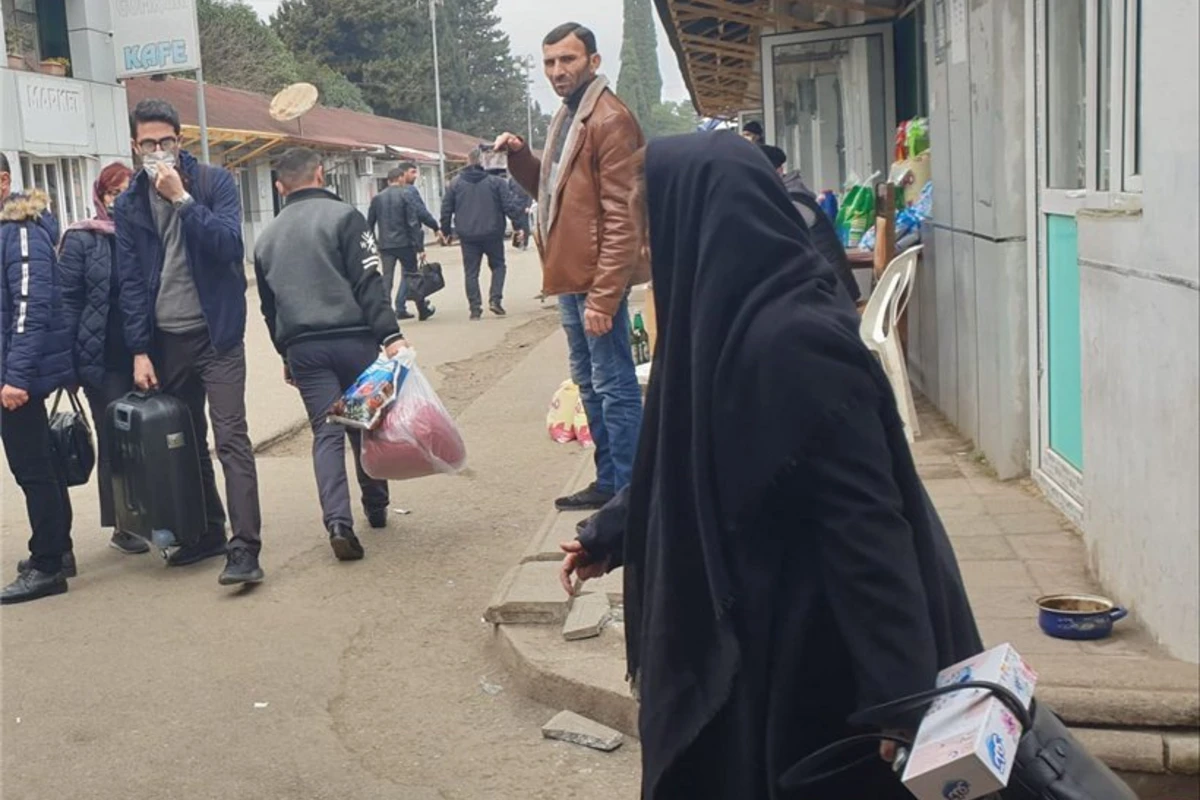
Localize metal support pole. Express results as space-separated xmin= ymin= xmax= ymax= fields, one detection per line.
xmin=429 ymin=0 xmax=446 ymax=192
xmin=196 ymin=66 xmax=211 ymax=164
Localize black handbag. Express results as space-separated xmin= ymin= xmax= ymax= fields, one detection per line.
xmin=407 ymin=261 xmax=445 ymax=301
xmin=48 ymin=389 xmax=96 ymax=487
xmin=781 ymin=681 xmax=1137 ymax=800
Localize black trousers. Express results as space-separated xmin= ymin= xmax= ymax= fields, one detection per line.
xmin=155 ymin=329 xmax=262 ymax=554
xmin=381 ymin=246 xmax=424 ymax=314
xmin=83 ymin=370 xmax=134 ymax=528
xmin=460 ymin=237 xmax=506 ymax=313
xmin=1 ymin=396 xmax=73 ymax=573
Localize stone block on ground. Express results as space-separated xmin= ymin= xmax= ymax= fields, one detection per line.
xmin=577 ymin=567 xmax=624 ymax=605
xmin=563 ymin=592 xmax=611 ymax=641
xmin=1070 ymin=728 xmax=1165 ymax=774
xmin=542 ymin=710 xmax=624 ymax=752
xmin=524 ymin=509 xmax=592 ymax=562
xmin=484 ymin=562 xmax=569 ymax=624
xmin=1166 ymin=733 xmax=1200 ymax=775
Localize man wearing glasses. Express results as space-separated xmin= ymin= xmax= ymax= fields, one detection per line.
xmin=113 ymin=99 xmax=264 ymax=587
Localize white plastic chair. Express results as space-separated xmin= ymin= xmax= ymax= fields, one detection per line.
xmin=860 ymin=245 xmax=923 ymax=442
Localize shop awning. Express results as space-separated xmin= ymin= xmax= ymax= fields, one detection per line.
xmin=654 ymin=0 xmax=903 ymax=117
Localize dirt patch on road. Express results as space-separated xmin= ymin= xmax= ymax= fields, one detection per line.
xmin=259 ymin=311 xmax=560 ymax=458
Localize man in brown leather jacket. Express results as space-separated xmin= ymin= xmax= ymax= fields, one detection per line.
xmin=496 ymin=22 xmax=648 ymax=511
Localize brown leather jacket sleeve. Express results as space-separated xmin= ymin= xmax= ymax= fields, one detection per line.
xmin=507 ymin=143 xmax=541 ymax=200
xmin=586 ymin=111 xmax=643 ymax=317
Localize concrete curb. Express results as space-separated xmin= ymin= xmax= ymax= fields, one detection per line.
xmin=495 ymin=620 xmax=1200 ymax=776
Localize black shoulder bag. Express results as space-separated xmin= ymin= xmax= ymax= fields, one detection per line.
xmin=48 ymin=389 xmax=96 ymax=487
xmin=781 ymin=681 xmax=1137 ymax=800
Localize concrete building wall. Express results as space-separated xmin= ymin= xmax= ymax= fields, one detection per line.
xmin=1075 ymin=0 xmax=1200 ymax=662
xmin=908 ymin=0 xmax=1030 ymax=479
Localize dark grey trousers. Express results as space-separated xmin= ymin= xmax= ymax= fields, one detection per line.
xmin=286 ymin=336 xmax=389 ymax=531
xmin=460 ymin=237 xmax=506 ymax=313
xmin=156 ymin=329 xmax=262 ymax=553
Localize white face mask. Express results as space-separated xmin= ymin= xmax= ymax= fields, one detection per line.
xmin=143 ymin=151 xmax=176 ymax=178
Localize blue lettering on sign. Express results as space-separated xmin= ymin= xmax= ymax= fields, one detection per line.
xmin=942 ymin=779 xmax=971 ymax=800
xmin=123 ymin=39 xmax=189 ymax=72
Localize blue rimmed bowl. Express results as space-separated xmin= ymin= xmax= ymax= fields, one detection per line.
xmin=1036 ymin=594 xmax=1128 ymax=641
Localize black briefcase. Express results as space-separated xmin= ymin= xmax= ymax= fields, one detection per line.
xmin=48 ymin=389 xmax=96 ymax=487
xmin=106 ymin=391 xmax=207 ymax=555
xmin=407 ymin=261 xmax=445 ymax=301
xmin=781 ymin=681 xmax=1137 ymax=800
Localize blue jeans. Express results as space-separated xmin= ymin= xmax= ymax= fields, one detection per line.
xmin=559 ymin=294 xmax=643 ymax=494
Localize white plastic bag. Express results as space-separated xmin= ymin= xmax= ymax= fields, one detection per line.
xmin=362 ymin=350 xmax=466 ymax=481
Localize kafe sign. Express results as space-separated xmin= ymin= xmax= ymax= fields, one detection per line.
xmin=16 ymin=74 xmax=91 ymax=147
xmin=109 ymin=0 xmax=202 ymax=78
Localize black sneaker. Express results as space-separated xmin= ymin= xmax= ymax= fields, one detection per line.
xmin=110 ymin=530 xmax=150 ymax=555
xmin=166 ymin=536 xmax=228 ymax=567
xmin=18 ymin=551 xmax=76 ymax=579
xmin=469 ymin=310 xmax=483 ymax=321
xmin=329 ymin=524 xmax=365 ymax=561
xmin=1 ymin=569 xmax=68 ymax=605
xmin=218 ymin=548 xmax=264 ymax=586
xmin=367 ymin=508 xmax=389 ymax=529
xmin=397 ymin=310 xmax=416 ymax=321
xmin=489 ymin=302 xmax=507 ymax=317
xmin=555 ymin=482 xmax=615 ymax=511
xmin=418 ymin=303 xmax=436 ymax=322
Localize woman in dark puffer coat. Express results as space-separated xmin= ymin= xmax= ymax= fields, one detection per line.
xmin=59 ymin=162 xmax=146 ymax=557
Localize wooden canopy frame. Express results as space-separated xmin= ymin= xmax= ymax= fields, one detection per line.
xmin=655 ymin=0 xmax=903 ymax=117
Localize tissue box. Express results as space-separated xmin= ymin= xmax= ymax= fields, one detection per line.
xmin=902 ymin=644 xmax=1038 ymax=800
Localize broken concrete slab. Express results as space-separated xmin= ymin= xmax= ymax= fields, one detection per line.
xmin=484 ymin=562 xmax=569 ymax=624
xmin=542 ymin=710 xmax=624 ymax=752
xmin=523 ymin=509 xmax=592 ymax=563
xmin=577 ymin=567 xmax=624 ymax=605
xmin=563 ymin=592 xmax=611 ymax=641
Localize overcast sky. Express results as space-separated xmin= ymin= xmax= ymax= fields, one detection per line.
xmin=248 ymin=0 xmax=690 ymax=113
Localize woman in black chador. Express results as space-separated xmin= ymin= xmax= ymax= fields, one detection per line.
xmin=561 ymin=132 xmax=983 ymax=799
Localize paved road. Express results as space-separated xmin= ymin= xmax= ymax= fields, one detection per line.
xmin=1 ymin=245 xmax=643 ymax=799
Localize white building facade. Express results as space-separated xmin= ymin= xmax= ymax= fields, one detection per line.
xmin=2 ymin=0 xmax=131 ymax=220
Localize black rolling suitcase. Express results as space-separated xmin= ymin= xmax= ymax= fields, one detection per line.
xmin=106 ymin=392 xmax=208 ymax=557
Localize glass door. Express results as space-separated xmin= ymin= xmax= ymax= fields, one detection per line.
xmin=760 ymin=23 xmax=895 ymax=195
xmin=1034 ymin=0 xmax=1091 ymax=509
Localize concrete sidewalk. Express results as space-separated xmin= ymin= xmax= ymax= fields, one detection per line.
xmin=487 ymin=399 xmax=1200 ymax=780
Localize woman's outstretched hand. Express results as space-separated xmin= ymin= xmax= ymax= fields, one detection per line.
xmin=559 ymin=540 xmax=609 ymax=595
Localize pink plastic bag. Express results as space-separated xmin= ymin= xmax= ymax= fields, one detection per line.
xmin=362 ymin=352 xmax=467 ymax=481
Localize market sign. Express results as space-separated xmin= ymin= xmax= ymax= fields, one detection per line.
xmin=15 ymin=73 xmax=91 ymax=147
xmin=109 ymin=0 xmax=202 ymax=78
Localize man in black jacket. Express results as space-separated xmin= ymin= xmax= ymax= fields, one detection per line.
xmin=255 ymin=148 xmax=407 ymax=562
xmin=440 ymin=148 xmax=526 ymax=320
xmin=367 ymin=164 xmax=438 ymax=321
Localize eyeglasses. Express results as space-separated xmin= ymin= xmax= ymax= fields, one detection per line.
xmin=137 ymin=136 xmax=179 ymax=154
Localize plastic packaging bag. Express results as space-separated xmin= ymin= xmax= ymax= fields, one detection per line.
xmin=328 ymin=357 xmax=405 ymax=430
xmin=546 ymin=380 xmax=593 ymax=447
xmin=362 ymin=351 xmax=466 ymax=481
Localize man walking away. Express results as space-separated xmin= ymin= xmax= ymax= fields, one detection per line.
xmin=255 ymin=148 xmax=407 ymax=562
xmin=761 ymin=144 xmax=861 ymax=305
xmin=114 ymin=98 xmax=264 ymax=586
xmin=496 ymin=22 xmax=648 ymax=511
xmin=0 ymin=153 xmax=76 ymax=603
xmin=367 ymin=164 xmax=437 ymax=321
xmin=507 ymin=176 xmax=532 ymax=249
xmin=439 ymin=148 xmax=526 ymax=320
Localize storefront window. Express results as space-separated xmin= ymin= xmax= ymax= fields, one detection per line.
xmin=1097 ymin=0 xmax=1112 ymax=190
xmin=18 ymin=156 xmax=89 ymax=225
xmin=771 ymin=33 xmax=888 ymax=192
xmin=1046 ymin=0 xmax=1087 ymax=190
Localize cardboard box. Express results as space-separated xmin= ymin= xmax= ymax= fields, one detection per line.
xmin=902 ymin=644 xmax=1038 ymax=800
